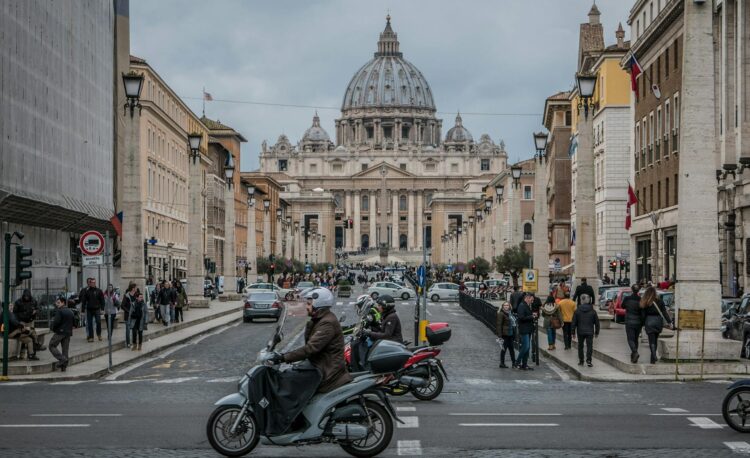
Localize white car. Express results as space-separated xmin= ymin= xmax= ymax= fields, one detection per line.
xmin=243 ymin=283 xmax=295 ymax=301
xmin=367 ymin=282 xmax=415 ymax=301
xmin=427 ymin=282 xmax=460 ymax=302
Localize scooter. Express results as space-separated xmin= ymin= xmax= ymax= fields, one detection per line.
xmin=206 ymin=309 xmax=406 ymax=457
xmin=723 ymin=380 xmax=750 ymax=432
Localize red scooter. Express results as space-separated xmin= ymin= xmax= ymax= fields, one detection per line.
xmin=345 ymin=322 xmax=451 ymax=401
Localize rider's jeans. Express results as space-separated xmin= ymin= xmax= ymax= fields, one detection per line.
xmin=517 ymin=333 xmax=531 ymax=367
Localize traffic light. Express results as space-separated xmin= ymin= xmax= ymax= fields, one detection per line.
xmin=348 ymin=219 xmax=353 ymax=228
xmin=343 ymin=220 xmax=349 ymax=229
xmin=15 ymin=245 xmax=32 ymax=285
xmin=270 ymin=263 xmax=275 ymax=274
xmin=619 ymin=259 xmax=625 ymax=268
xmin=471 ymin=263 xmax=477 ymax=275
xmin=609 ymin=261 xmax=617 ymax=273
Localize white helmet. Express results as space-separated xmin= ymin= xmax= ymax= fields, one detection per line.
xmin=354 ymin=294 xmax=371 ymax=309
xmin=303 ymin=287 xmax=335 ymax=309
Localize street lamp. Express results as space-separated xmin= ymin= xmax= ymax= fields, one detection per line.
xmin=511 ymin=164 xmax=522 ymax=188
xmin=534 ymin=131 xmax=549 ymax=162
xmin=475 ymin=208 xmax=483 ymax=221
xmin=484 ymin=198 xmax=493 ymax=213
xmin=247 ymin=186 xmax=255 ymax=207
xmin=294 ymin=221 xmax=299 ymax=232
xmin=122 ymin=71 xmax=144 ymax=118
xmin=276 ymin=208 xmax=283 ymax=220
xmin=576 ymin=72 xmax=597 ymax=117
xmin=188 ymin=133 xmax=202 ymax=164
xmin=224 ymin=152 xmax=235 ymax=189
xmin=263 ymin=199 xmax=271 ymax=212
xmin=495 ymin=184 xmax=504 ymax=202
xmin=469 ymin=216 xmax=475 ymax=225
xmin=286 ymin=216 xmax=292 ymax=226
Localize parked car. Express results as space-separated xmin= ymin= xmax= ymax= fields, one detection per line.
xmin=485 ymin=279 xmax=508 ymax=288
xmin=427 ymin=282 xmax=460 ymax=302
xmin=599 ymin=287 xmax=628 ymax=311
xmin=598 ymin=284 xmax=620 ymax=298
xmin=367 ymin=282 xmax=415 ymax=300
xmin=243 ymin=291 xmax=283 ymax=322
xmin=612 ymin=288 xmax=674 ymax=323
xmin=243 ymin=282 xmax=295 ymax=301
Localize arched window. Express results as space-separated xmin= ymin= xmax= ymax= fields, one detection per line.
xmin=523 ymin=223 xmax=533 ymax=241
xmin=362 ymin=195 xmax=369 ymax=211
xmin=399 ymin=194 xmax=407 ymax=211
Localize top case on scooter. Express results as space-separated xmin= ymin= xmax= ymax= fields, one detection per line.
xmin=367 ymin=340 xmax=412 ymax=374
xmin=425 ymin=322 xmax=451 ymax=346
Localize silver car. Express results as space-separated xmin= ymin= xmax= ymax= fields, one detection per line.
xmin=428 ymin=282 xmax=460 ymax=302
xmin=243 ymin=291 xmax=283 ymax=322
xmin=367 ymin=281 xmax=415 ymax=300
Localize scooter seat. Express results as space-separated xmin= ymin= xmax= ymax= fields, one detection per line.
xmin=350 ymin=371 xmax=370 ymax=379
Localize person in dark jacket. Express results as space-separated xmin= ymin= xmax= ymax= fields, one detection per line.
xmin=514 ymin=294 xmax=535 ymax=370
xmin=366 ymin=295 xmax=403 ymax=343
xmin=276 ymin=288 xmax=352 ymax=393
xmin=121 ymin=283 xmax=136 ymax=348
xmin=496 ymin=301 xmax=517 ymax=368
xmin=13 ymin=288 xmax=45 ymax=351
xmin=158 ymin=280 xmax=172 ymax=326
xmin=8 ymin=303 xmax=38 ymax=360
xmin=622 ymin=285 xmax=645 ymax=363
xmin=80 ymin=277 xmax=105 ymax=342
xmin=641 ymin=286 xmax=673 ymax=364
xmin=49 ymin=297 xmax=74 ymax=371
xmin=573 ymin=278 xmax=596 ymax=305
xmin=571 ymin=293 xmax=600 ymax=367
xmin=128 ymin=291 xmax=148 ymax=351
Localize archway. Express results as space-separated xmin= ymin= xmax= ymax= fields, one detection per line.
xmin=399 ymin=234 xmax=407 ymax=250
xmin=361 ymin=234 xmax=370 ymax=250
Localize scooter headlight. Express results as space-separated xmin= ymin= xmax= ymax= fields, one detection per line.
xmin=238 ymin=375 xmax=249 ymax=398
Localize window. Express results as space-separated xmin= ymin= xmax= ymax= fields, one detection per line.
xmin=565 ymin=111 xmax=572 ymax=126
xmin=657 ymin=181 xmax=661 ymax=208
xmin=425 ymin=162 xmax=436 ymax=172
xmin=673 ymin=93 xmax=680 ymax=131
xmin=674 ymin=39 xmax=679 ymax=69
xmin=361 ymin=163 xmax=368 ymax=171
xmin=523 ymin=185 xmax=532 ymax=200
xmin=665 ymin=48 xmax=670 ymax=78
xmin=366 ymin=126 xmax=374 ymax=139
xmin=399 ymin=195 xmax=407 ymax=211
xmin=656 ymin=107 xmax=662 ymax=160
xmin=665 ymin=101 xmax=671 ymax=139
xmin=278 ymin=159 xmax=288 ymax=172
xmin=674 ymin=173 xmax=679 ymax=204
xmin=636 ymin=20 xmax=640 ymax=38
xmin=399 ymin=163 xmax=406 ymax=171
xmin=523 ymin=223 xmax=532 ymax=241
xmin=481 ymin=159 xmax=490 ymax=171
xmin=362 ymin=195 xmax=369 ymax=211
xmin=665 ymin=177 xmax=670 ymax=206
xmin=310 ymin=164 xmax=317 ymax=173
xmin=656 ymin=56 xmax=661 ymax=85
xmin=383 ymin=126 xmax=392 ymax=140
xmin=451 ymin=163 xmax=458 ymax=173
xmin=332 ymin=163 xmax=343 ymax=172
xmin=401 ymin=126 xmax=410 ymax=140
xmin=642 ymin=187 xmax=647 ymax=213
xmin=650 ymin=184 xmax=654 ymax=211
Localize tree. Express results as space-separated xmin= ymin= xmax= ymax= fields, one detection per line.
xmin=256 ymin=257 xmax=270 ymax=275
xmin=468 ymin=257 xmax=491 ymax=279
xmin=493 ymin=243 xmax=531 ymax=289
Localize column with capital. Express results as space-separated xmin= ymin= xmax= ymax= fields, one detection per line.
xmin=353 ymin=191 xmax=361 ymax=252
xmin=392 ymin=192 xmax=399 ymax=249
xmin=344 ymin=191 xmax=352 ymax=250
xmin=369 ymin=191 xmax=377 ymax=249
xmin=263 ymin=209 xmax=271 ymax=258
xmin=407 ymin=191 xmax=415 ymax=250
xmin=416 ymin=192 xmax=423 ymax=251
xmin=247 ymin=202 xmax=257 ymax=282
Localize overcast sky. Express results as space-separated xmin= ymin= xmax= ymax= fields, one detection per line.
xmin=130 ymin=0 xmax=632 ymax=171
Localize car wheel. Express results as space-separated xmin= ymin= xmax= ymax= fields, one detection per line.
xmin=431 ymin=294 xmax=440 ymax=302
xmin=242 ymin=317 xmax=250 ymax=323
xmin=247 ymin=318 xmax=253 ymax=323
xmin=401 ymin=292 xmax=410 ymax=300
xmin=371 ymin=292 xmax=379 ymax=300
xmin=744 ymin=334 xmax=750 ymax=360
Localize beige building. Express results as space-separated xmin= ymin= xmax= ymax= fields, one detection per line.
xmin=257 ymin=17 xmax=507 ymax=265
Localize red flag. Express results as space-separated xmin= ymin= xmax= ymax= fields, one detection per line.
xmin=625 ymin=184 xmax=638 ymax=230
xmin=627 ymin=53 xmax=643 ymax=97
xmin=110 ymin=211 xmax=123 ymax=238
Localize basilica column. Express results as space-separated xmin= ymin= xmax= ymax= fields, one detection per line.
xmin=369 ymin=191 xmax=377 ymax=248
xmin=247 ymin=203 xmax=257 ymax=282
xmin=407 ymin=191 xmax=415 ymax=250
xmin=353 ymin=191 xmax=361 ymax=251
xmin=263 ymin=209 xmax=271 ymax=258
xmin=416 ymin=192 xmax=424 ymax=251
xmin=345 ymin=191 xmax=353 ymax=250
xmin=294 ymin=220 xmax=301 ymax=264
xmin=392 ymin=192 xmax=399 ymax=249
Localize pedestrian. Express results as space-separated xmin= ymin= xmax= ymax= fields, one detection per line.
xmin=572 ymin=278 xmax=595 ymax=305
xmin=622 ymin=285 xmax=644 ymax=363
xmin=128 ymin=291 xmax=148 ymax=351
xmin=169 ymin=281 xmax=178 ymax=324
xmin=7 ymin=304 xmax=38 ymax=360
xmin=571 ymin=294 xmax=600 ymax=367
xmin=514 ymin=294 xmax=535 ymax=371
xmin=49 ymin=296 xmax=74 ymax=371
xmin=80 ymin=277 xmax=105 ymax=342
xmin=151 ymin=283 xmax=161 ymax=322
xmin=103 ymin=284 xmax=119 ymax=340
xmin=13 ymin=288 xmax=44 ymax=352
xmin=121 ymin=283 xmax=136 ymax=348
xmin=641 ymin=286 xmax=673 ymax=364
xmin=496 ymin=301 xmax=517 ymax=368
xmin=558 ymin=292 xmax=576 ymax=350
xmin=158 ymin=280 xmax=171 ymax=326
xmin=541 ymin=295 xmax=563 ymax=351
xmin=174 ymin=281 xmax=187 ymax=323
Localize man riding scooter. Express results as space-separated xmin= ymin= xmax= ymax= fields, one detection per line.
xmin=268 ymin=287 xmax=352 ymax=393
xmin=363 ymin=295 xmax=403 ymax=344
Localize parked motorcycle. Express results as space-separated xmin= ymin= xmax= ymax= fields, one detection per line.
xmin=723 ymin=380 xmax=750 ymax=432
xmin=206 ymin=307 xmax=406 ymax=457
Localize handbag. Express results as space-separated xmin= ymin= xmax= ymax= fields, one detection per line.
xmin=653 ymin=302 xmax=672 ymax=329
xmin=551 ymin=316 xmax=563 ymax=329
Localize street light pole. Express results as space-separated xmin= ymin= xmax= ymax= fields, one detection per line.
xmin=533 ymin=131 xmax=550 ymax=296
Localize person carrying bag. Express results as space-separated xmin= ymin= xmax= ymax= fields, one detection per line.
xmin=641 ymin=286 xmax=673 ymax=364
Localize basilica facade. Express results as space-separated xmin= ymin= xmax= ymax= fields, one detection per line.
xmin=255 ymin=17 xmax=508 ymax=264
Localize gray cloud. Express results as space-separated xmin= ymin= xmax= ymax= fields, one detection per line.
xmin=130 ymin=0 xmax=632 ymax=171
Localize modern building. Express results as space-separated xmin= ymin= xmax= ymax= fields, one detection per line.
xmin=256 ymin=16 xmax=508 ymax=265
xmin=0 ymin=0 xmax=123 ymax=295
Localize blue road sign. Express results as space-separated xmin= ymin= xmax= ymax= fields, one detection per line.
xmin=417 ymin=265 xmax=426 ymax=287
xmin=305 ymin=264 xmax=312 ymax=273
xmin=148 ymin=237 xmax=158 ymax=245
xmin=446 ymin=264 xmax=453 ymax=272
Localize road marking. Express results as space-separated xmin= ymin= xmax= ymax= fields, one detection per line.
xmin=440 ymin=303 xmax=448 ymax=307
xmin=449 ymin=413 xmax=561 ymax=416
xmin=515 ymin=380 xmax=542 ymax=385
xmin=463 ymin=378 xmax=494 ymax=386
xmin=396 ymin=406 xmax=416 ymax=412
xmin=153 ymin=377 xmax=199 ymax=384
xmin=450 ymin=312 xmax=462 ymax=316
xmin=0 ymin=382 xmax=37 ymax=386
xmin=397 ymin=439 xmax=422 ymax=455
xmin=708 ymin=380 xmax=732 ymax=384
xmin=336 ymin=302 xmax=343 ymax=305
xmin=31 ymin=414 xmax=122 ymax=417
xmin=100 ymin=380 xmax=138 ymax=385
xmin=725 ymin=442 xmax=750 ymax=453
xmin=0 ymin=424 xmax=90 ymax=428
xmin=426 ymin=309 xmax=432 ymax=316
xmin=397 ymin=416 xmax=419 ymax=428
xmin=651 ymin=413 xmax=721 ymax=416
xmin=566 ymin=380 xmax=591 ymax=385
xmin=459 ymin=423 xmax=558 ymax=427
xmin=206 ymin=376 xmax=241 ymax=383
xmin=688 ymin=417 xmax=724 ymax=429
xmin=662 ymin=407 xmax=689 ymax=413
xmin=50 ymin=381 xmax=91 ymax=385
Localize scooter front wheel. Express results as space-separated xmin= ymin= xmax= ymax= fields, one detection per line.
xmin=723 ymin=388 xmax=750 ymax=433
xmin=411 ymin=366 xmax=444 ymax=401
xmin=340 ymin=400 xmax=393 ymax=458
xmin=207 ymin=404 xmax=260 ymax=457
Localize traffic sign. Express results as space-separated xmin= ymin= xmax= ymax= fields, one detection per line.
xmin=82 ymin=255 xmax=103 ymax=266
xmin=446 ymin=264 xmax=453 ymax=272
xmin=305 ymin=264 xmax=312 ymax=273
xmin=79 ymin=231 xmax=104 ymax=256
xmin=417 ymin=265 xmax=426 ymax=287
xmin=522 ymin=268 xmax=538 ymax=293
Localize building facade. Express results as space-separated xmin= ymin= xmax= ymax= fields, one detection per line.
xmin=257 ymin=17 xmax=507 ymax=265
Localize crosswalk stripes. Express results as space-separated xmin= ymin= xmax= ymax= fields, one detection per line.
xmin=725 ymin=442 xmax=750 ymax=453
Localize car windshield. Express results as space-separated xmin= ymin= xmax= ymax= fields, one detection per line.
xmin=249 ymin=292 xmax=276 ymax=301
xmin=659 ymin=293 xmax=674 ymax=307
xmin=298 ymin=282 xmax=314 ymax=288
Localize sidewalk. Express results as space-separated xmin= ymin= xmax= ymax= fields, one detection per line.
xmin=2 ymin=300 xmax=243 ymax=380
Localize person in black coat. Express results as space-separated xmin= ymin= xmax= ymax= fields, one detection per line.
xmin=573 ymin=278 xmax=596 ymax=305
xmin=621 ymin=285 xmax=645 ymax=363
xmin=49 ymin=297 xmax=74 ymax=371
xmin=571 ymin=293 xmax=600 ymax=367
xmin=80 ymin=277 xmax=105 ymax=342
xmin=514 ymin=294 xmax=535 ymax=370
xmin=366 ymin=295 xmax=403 ymax=343
xmin=641 ymin=286 xmax=673 ymax=364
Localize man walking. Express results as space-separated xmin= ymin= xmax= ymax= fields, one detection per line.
xmin=572 ymin=277 xmax=595 ymax=305
xmin=81 ymin=277 xmax=105 ymax=342
xmin=514 ymin=294 xmax=535 ymax=371
xmin=121 ymin=283 xmax=136 ymax=348
xmin=571 ymin=294 xmax=600 ymax=367
xmin=49 ymin=297 xmax=74 ymax=371
xmin=558 ymin=292 xmax=576 ymax=350
xmin=158 ymin=280 xmax=172 ymax=326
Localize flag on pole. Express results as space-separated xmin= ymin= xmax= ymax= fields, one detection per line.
xmin=203 ymin=91 xmax=213 ymax=101
xmin=626 ymin=53 xmax=643 ymax=97
xmin=625 ymin=184 xmax=638 ymax=230
xmin=110 ymin=211 xmax=123 ymax=238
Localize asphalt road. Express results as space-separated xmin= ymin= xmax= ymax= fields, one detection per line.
xmin=0 ymin=284 xmax=748 ymax=457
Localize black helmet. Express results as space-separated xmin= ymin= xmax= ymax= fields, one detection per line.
xmin=376 ymin=294 xmax=396 ymax=311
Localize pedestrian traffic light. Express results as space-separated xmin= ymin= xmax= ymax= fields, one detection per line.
xmin=619 ymin=259 xmax=625 ymax=268
xmin=609 ymin=261 xmax=617 ymax=273
xmin=15 ymin=245 xmax=32 ymax=285
xmin=348 ymin=219 xmax=353 ymax=228
xmin=471 ymin=263 xmax=477 ymax=275
xmin=270 ymin=263 xmax=275 ymax=274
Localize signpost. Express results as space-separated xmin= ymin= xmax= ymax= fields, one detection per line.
xmin=522 ymin=268 xmax=538 ymax=293
xmin=675 ymin=309 xmax=706 ymax=381
xmin=80 ymin=231 xmax=105 ymax=267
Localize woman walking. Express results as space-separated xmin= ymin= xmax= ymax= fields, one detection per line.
xmin=496 ymin=302 xmax=517 ymax=368
xmin=541 ymin=296 xmax=563 ymax=350
xmin=622 ymin=285 xmax=644 ymax=363
xmin=641 ymin=286 xmax=673 ymax=364
xmin=128 ymin=291 xmax=148 ymax=351
xmin=174 ymin=281 xmax=187 ymax=323
xmin=103 ymin=284 xmax=120 ymax=340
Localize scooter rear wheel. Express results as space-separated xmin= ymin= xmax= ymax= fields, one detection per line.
xmin=339 ymin=400 xmax=393 ymax=458
xmin=207 ymin=404 xmax=260 ymax=457
xmin=411 ymin=366 xmax=444 ymax=401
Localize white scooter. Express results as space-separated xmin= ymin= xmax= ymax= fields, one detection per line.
xmin=206 ymin=309 xmax=409 ymax=457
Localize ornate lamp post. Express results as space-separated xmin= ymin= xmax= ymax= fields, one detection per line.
xmin=246 ymin=185 xmax=257 ymax=282
xmin=222 ymin=151 xmax=237 ymax=296
xmin=533 ymin=130 xmax=550 ymax=296
xmin=186 ymin=132 xmax=208 ymax=305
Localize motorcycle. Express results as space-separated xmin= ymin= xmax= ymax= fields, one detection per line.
xmin=723 ymin=380 xmax=750 ymax=432
xmin=206 ymin=307 xmax=407 ymax=457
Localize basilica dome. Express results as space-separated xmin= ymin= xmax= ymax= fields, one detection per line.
xmin=302 ymin=112 xmax=330 ymax=142
xmin=341 ymin=16 xmax=436 ymax=112
xmin=445 ymin=113 xmax=473 ymax=143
